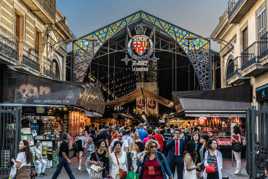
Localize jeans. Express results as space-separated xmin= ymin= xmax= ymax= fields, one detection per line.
xmin=52 ymin=157 xmax=75 ymax=179
xmin=35 ymin=159 xmax=47 ymax=175
xmin=233 ymin=151 xmax=242 ymax=172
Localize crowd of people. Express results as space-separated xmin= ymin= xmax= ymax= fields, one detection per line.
xmin=9 ymin=123 xmax=268 ymax=179
xmin=51 ymin=123 xmax=239 ymax=179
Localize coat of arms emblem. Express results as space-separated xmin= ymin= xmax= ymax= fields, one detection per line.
xmin=128 ymin=35 xmax=153 ymax=60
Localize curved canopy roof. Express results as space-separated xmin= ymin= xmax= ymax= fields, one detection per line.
xmin=73 ymin=10 xmax=209 ymax=54
xmin=72 ymin=10 xmax=211 ymax=90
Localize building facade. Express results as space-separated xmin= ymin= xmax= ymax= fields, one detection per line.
xmin=0 ymin=0 xmax=72 ymax=81
xmin=211 ymin=1 xmax=268 ymax=177
xmin=211 ymin=0 xmax=268 ymax=107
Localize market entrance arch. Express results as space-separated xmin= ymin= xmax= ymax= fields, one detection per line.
xmin=73 ymin=10 xmax=211 ymax=93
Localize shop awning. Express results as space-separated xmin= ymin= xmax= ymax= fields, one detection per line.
xmin=172 ymin=84 xmax=252 ymax=117
xmin=2 ymin=68 xmax=105 ymax=114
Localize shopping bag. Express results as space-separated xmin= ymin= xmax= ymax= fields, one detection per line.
xmin=8 ymin=164 xmax=17 ymax=179
xmin=126 ymin=171 xmax=139 ymax=179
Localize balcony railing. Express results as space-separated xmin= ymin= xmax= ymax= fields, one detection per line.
xmin=227 ymin=68 xmax=238 ymax=80
xmin=0 ymin=34 xmax=18 ymax=62
xmin=227 ymin=0 xmax=256 ymax=23
xmin=241 ymin=32 xmax=268 ymax=70
xmin=227 ymin=56 xmax=240 ymax=80
xmin=241 ymin=43 xmax=258 ymax=70
xmin=259 ymin=33 xmax=268 ymax=58
xmin=228 ymin=0 xmax=244 ymax=17
xmin=21 ymin=0 xmax=56 ymax=23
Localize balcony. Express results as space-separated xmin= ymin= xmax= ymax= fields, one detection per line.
xmin=241 ymin=43 xmax=258 ymax=70
xmin=0 ymin=34 xmax=18 ymax=64
xmin=226 ymin=56 xmax=241 ymax=85
xmin=21 ymin=0 xmax=56 ymax=23
xmin=238 ymin=33 xmax=268 ymax=77
xmin=22 ymin=49 xmax=40 ymax=72
xmin=43 ymin=58 xmax=53 ymax=78
xmin=228 ymin=0 xmax=257 ymax=23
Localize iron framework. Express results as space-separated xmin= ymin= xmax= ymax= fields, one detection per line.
xmin=73 ymin=10 xmax=211 ymax=89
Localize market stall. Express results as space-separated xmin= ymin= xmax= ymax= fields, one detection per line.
xmin=172 ymin=85 xmax=251 ymax=157
xmin=168 ymin=116 xmax=245 ymax=149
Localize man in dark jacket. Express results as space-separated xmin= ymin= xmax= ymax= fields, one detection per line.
xmin=166 ymin=129 xmax=185 ymax=179
xmin=52 ymin=133 xmax=75 ymax=179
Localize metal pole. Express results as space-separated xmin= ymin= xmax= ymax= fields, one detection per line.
xmin=251 ymin=108 xmax=257 ymax=179
xmin=193 ymin=66 xmax=196 ymax=89
xmin=15 ymin=107 xmax=21 ymax=155
xmin=108 ymin=39 xmax=110 ymax=98
xmin=175 ymin=40 xmax=177 ymax=91
xmin=113 ymin=55 xmax=115 ymax=99
xmin=187 ymin=39 xmax=190 ymax=90
xmin=173 ymin=41 xmax=175 ymax=91
xmin=188 ymin=65 xmax=190 ymax=90
xmin=90 ymin=39 xmax=95 ymax=76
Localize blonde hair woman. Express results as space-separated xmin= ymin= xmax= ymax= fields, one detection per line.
xmin=137 ymin=140 xmax=173 ymax=179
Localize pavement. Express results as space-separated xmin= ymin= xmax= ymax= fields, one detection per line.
xmin=37 ymin=159 xmax=249 ymax=179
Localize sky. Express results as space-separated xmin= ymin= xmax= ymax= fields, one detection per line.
xmin=57 ymin=0 xmax=227 ymax=50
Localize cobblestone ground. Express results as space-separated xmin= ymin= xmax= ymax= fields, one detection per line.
xmin=37 ymin=159 xmax=249 ymax=179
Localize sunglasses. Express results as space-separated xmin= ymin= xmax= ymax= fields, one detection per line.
xmin=151 ymin=145 xmax=157 ymax=148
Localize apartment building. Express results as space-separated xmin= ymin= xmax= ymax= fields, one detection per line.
xmin=211 ymin=1 xmax=268 ymax=177
xmin=0 ymin=0 xmax=72 ymax=81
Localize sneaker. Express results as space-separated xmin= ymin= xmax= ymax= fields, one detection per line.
xmin=234 ymin=170 xmax=240 ymax=175
xmin=78 ymin=166 xmax=81 ymax=171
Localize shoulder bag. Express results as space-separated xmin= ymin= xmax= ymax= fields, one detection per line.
xmin=116 ymin=154 xmax=127 ymax=179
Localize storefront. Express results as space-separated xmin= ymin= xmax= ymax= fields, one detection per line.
xmin=172 ymin=85 xmax=251 ymax=156
xmin=1 ymin=68 xmax=105 ymax=167
xmin=168 ymin=116 xmax=245 ymax=149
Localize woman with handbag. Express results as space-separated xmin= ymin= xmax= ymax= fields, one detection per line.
xmin=12 ymin=140 xmax=33 ymax=179
xmin=204 ymin=139 xmax=223 ymax=179
xmin=86 ymin=140 xmax=109 ymax=178
xmin=184 ymin=141 xmax=198 ymax=179
xmin=137 ymin=140 xmax=173 ymax=179
xmin=109 ymin=141 xmax=128 ymax=179
xmin=231 ymin=125 xmax=243 ymax=175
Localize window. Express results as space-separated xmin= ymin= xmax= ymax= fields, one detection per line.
xmin=257 ymin=6 xmax=267 ymax=40
xmin=226 ymin=55 xmax=236 ymax=79
xmin=52 ymin=59 xmax=60 ymax=80
xmin=15 ymin=14 xmax=24 ymax=42
xmin=242 ymin=27 xmax=248 ymax=51
xmin=15 ymin=14 xmax=24 ymax=61
xmin=35 ymin=30 xmax=41 ymax=57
